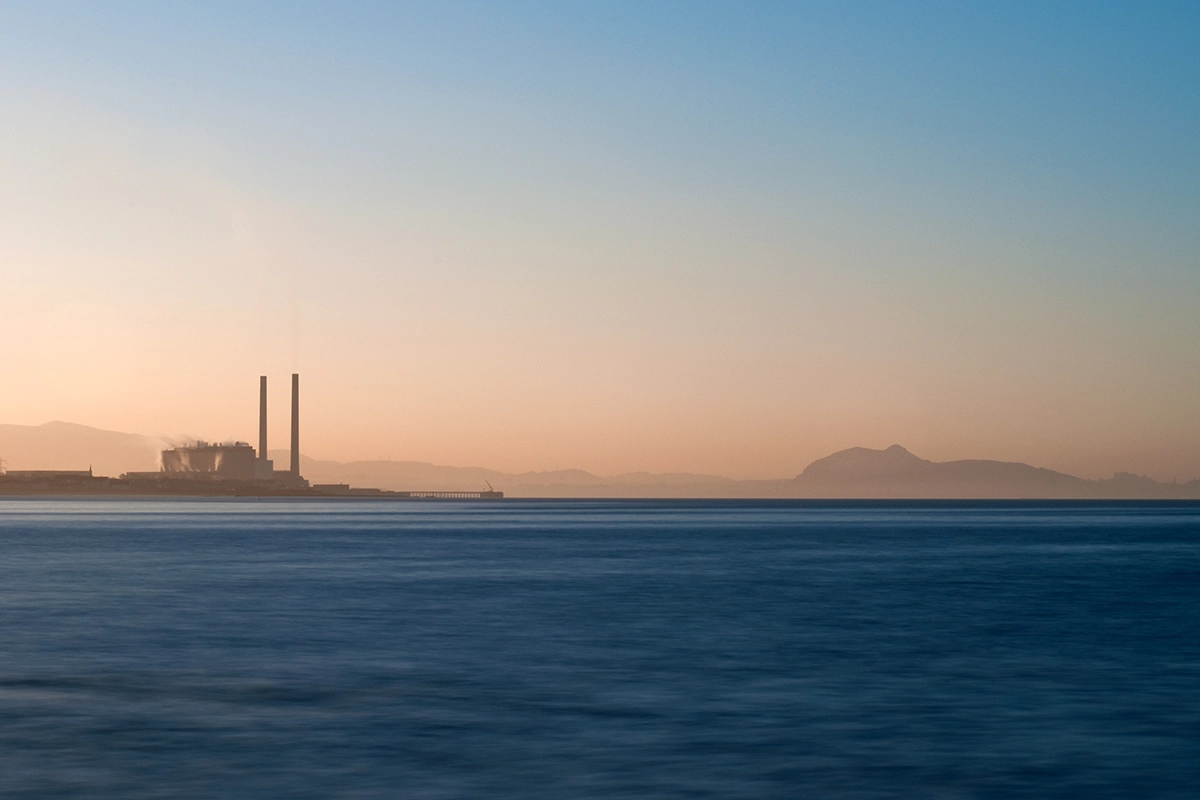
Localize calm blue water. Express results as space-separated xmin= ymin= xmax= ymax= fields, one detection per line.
xmin=0 ymin=499 xmax=1197 ymax=798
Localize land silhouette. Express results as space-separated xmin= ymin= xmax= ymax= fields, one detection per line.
xmin=1 ymin=421 xmax=1197 ymax=499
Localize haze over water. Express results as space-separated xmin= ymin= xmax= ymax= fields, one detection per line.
xmin=4 ymin=5 xmax=1199 ymax=798
xmin=1 ymin=499 xmax=1197 ymax=798
xmin=2 ymin=2 xmax=1199 ymax=481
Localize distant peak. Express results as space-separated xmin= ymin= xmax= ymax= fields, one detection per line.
xmin=38 ymin=420 xmax=110 ymax=433
xmin=799 ymin=444 xmax=929 ymax=480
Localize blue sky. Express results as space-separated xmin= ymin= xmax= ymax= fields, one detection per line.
xmin=1 ymin=1 xmax=1198 ymax=478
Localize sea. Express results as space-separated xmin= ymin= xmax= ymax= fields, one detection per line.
xmin=0 ymin=499 xmax=1197 ymax=799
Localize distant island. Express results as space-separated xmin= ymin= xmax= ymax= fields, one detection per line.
xmin=788 ymin=444 xmax=1194 ymax=499
xmin=2 ymin=421 xmax=1197 ymax=499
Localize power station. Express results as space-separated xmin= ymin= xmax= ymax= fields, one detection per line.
xmin=134 ymin=373 xmax=308 ymax=488
xmin=0 ymin=374 xmax=502 ymax=499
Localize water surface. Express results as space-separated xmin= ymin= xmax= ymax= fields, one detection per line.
xmin=0 ymin=499 xmax=1197 ymax=797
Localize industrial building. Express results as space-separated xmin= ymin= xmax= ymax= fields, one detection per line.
xmin=161 ymin=441 xmax=257 ymax=480
xmin=0 ymin=373 xmax=501 ymax=499
xmin=126 ymin=373 xmax=308 ymax=487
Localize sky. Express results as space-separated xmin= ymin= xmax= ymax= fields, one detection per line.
xmin=1 ymin=1 xmax=1198 ymax=480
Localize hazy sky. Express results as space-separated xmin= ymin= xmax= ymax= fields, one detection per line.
xmin=2 ymin=1 xmax=1198 ymax=480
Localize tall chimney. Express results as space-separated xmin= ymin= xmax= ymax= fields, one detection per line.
xmin=290 ymin=373 xmax=300 ymax=476
xmin=259 ymin=376 xmax=268 ymax=461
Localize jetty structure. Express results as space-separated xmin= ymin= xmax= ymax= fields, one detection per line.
xmin=0 ymin=375 xmax=502 ymax=499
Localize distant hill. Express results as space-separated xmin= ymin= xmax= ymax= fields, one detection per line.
xmin=795 ymin=444 xmax=1199 ymax=499
xmin=3 ymin=421 xmax=1197 ymax=498
xmin=0 ymin=422 xmax=161 ymax=477
xmin=275 ymin=451 xmax=737 ymax=498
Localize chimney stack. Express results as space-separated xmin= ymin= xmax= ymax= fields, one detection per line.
xmin=259 ymin=376 xmax=268 ymax=461
xmin=290 ymin=373 xmax=300 ymax=477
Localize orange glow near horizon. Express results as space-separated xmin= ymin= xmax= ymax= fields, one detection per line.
xmin=2 ymin=5 xmax=1198 ymax=483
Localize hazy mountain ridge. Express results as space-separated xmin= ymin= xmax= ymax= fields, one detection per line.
xmin=3 ymin=422 xmax=1197 ymax=498
xmin=797 ymin=445 xmax=1199 ymax=499
xmin=279 ymin=453 xmax=734 ymax=497
xmin=0 ymin=422 xmax=162 ymax=477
